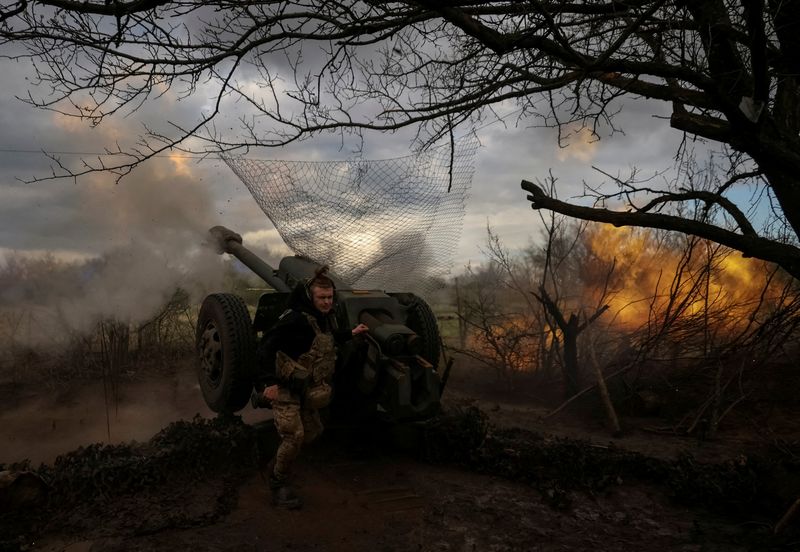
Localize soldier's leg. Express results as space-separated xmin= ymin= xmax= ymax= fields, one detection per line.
xmin=300 ymin=407 xmax=324 ymax=444
xmin=272 ymin=397 xmax=304 ymax=480
xmin=269 ymin=395 xmax=304 ymax=509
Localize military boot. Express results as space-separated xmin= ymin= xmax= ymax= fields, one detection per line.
xmin=269 ymin=473 xmax=303 ymax=510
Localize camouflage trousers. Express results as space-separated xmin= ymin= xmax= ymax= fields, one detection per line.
xmin=272 ymin=387 xmax=324 ymax=480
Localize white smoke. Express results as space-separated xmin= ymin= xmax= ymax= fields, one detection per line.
xmin=0 ymin=158 xmax=243 ymax=346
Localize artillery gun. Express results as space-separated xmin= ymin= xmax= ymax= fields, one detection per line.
xmin=196 ymin=226 xmax=444 ymax=422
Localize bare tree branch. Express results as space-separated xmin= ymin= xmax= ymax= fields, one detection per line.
xmin=522 ymin=179 xmax=800 ymax=280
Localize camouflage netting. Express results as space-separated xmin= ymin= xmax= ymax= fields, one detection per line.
xmin=3 ymin=409 xmax=800 ymax=549
xmin=224 ymin=135 xmax=479 ymax=295
xmin=420 ymin=407 xmax=795 ymax=521
xmin=0 ymin=416 xmax=265 ymax=549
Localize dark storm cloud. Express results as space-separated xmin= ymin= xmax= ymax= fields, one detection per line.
xmin=0 ymin=34 xmax=686 ymax=274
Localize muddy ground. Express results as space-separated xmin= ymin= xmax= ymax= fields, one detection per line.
xmin=2 ymin=359 xmax=800 ymax=551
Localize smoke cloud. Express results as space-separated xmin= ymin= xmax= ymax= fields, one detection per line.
xmin=0 ymin=158 xmax=235 ymax=346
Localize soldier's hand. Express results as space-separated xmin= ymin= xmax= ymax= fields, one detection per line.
xmin=352 ymin=323 xmax=369 ymax=336
xmin=263 ymin=385 xmax=279 ymax=401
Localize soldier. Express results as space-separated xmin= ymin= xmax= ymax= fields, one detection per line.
xmin=253 ymin=265 xmax=368 ymax=509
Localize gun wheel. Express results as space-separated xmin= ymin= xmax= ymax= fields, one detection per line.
xmin=403 ymin=294 xmax=441 ymax=371
xmin=196 ymin=293 xmax=254 ymax=413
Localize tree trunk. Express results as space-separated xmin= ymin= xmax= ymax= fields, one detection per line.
xmin=589 ymin=339 xmax=621 ymax=436
xmin=562 ymin=314 xmax=580 ymax=398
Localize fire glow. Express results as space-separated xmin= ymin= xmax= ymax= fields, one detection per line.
xmin=585 ymin=225 xmax=792 ymax=330
xmin=462 ymin=224 xmax=798 ymax=377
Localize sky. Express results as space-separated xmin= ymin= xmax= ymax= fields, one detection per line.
xmin=0 ymin=47 xmax=686 ymax=295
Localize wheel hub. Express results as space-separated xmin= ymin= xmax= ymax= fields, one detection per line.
xmin=199 ymin=321 xmax=223 ymax=388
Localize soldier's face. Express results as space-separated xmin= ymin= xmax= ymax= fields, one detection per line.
xmin=311 ymin=286 xmax=334 ymax=314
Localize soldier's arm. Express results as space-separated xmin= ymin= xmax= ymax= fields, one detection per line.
xmin=254 ymin=313 xmax=308 ymax=390
xmin=332 ymin=323 xmax=369 ymax=344
xmin=254 ymin=331 xmax=281 ymax=391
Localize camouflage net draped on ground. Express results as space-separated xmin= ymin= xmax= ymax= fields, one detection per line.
xmin=4 ymin=408 xmax=800 ymax=549
xmin=0 ymin=416 xmax=263 ymax=549
xmin=224 ymin=135 xmax=479 ymax=294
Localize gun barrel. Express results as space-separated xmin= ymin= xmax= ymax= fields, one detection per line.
xmin=208 ymin=226 xmax=291 ymax=292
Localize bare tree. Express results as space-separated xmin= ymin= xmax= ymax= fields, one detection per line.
xmin=533 ymin=285 xmax=609 ymax=398
xmin=460 ymin=214 xmax=617 ymax=398
xmin=457 ymin=260 xmax=540 ymax=387
xmin=527 ymin=181 xmax=613 ymax=399
xmin=456 ymin=206 xmax=800 ymax=433
xmin=2 ymin=1 xmax=800 ymax=276
xmin=135 ymin=287 xmax=194 ymax=360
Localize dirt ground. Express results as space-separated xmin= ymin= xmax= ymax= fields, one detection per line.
xmin=23 ymin=440 xmax=756 ymax=552
xmin=2 ymin=358 xmax=799 ymax=551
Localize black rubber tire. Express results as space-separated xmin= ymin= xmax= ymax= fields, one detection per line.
xmin=196 ymin=293 xmax=255 ymax=413
xmin=404 ymin=294 xmax=441 ymax=371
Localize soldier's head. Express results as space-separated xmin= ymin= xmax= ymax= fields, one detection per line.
xmin=307 ymin=265 xmax=335 ymax=314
